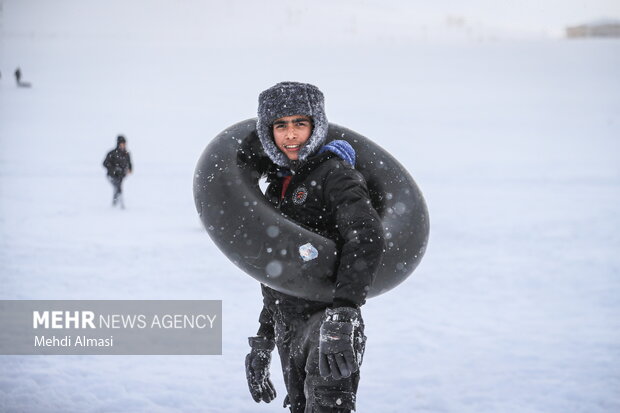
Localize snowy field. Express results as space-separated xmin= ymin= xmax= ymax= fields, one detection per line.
xmin=1 ymin=1 xmax=620 ymax=412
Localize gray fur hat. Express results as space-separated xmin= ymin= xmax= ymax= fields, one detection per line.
xmin=257 ymin=81 xmax=328 ymax=168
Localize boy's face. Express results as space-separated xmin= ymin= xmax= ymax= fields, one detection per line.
xmin=272 ymin=115 xmax=313 ymax=160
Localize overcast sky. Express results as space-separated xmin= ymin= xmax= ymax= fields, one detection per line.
xmin=2 ymin=0 xmax=620 ymax=42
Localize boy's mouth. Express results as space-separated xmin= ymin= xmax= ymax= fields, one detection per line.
xmin=283 ymin=144 xmax=301 ymax=151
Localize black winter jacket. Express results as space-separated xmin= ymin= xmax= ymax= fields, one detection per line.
xmin=103 ymin=147 xmax=132 ymax=178
xmin=257 ymin=149 xmax=384 ymax=339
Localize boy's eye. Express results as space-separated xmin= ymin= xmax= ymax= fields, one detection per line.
xmin=295 ymin=121 xmax=308 ymax=127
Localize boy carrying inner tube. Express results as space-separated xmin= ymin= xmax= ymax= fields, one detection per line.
xmin=245 ymin=81 xmax=385 ymax=412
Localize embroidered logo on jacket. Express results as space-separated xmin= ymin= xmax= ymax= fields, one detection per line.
xmin=292 ymin=186 xmax=308 ymax=205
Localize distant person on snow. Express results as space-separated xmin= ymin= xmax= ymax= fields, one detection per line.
xmin=14 ymin=67 xmax=32 ymax=88
xmin=244 ymin=82 xmax=384 ymax=412
xmin=103 ymin=135 xmax=133 ymax=208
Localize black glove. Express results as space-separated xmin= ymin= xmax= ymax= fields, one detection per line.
xmin=319 ymin=307 xmax=361 ymax=380
xmin=245 ymin=336 xmax=277 ymax=403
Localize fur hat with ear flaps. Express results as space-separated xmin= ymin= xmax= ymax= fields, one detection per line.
xmin=257 ymin=81 xmax=328 ymax=168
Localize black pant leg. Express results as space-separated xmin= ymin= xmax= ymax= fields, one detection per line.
xmin=302 ymin=312 xmax=366 ymax=413
xmin=276 ymin=311 xmax=367 ymax=413
xmin=108 ymin=176 xmax=123 ymax=204
xmin=275 ymin=318 xmax=309 ymax=413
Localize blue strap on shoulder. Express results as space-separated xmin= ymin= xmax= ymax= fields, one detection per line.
xmin=318 ymin=140 xmax=356 ymax=167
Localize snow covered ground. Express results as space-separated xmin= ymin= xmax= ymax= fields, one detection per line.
xmin=1 ymin=1 xmax=620 ymax=412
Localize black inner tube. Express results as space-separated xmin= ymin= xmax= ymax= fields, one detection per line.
xmin=194 ymin=118 xmax=429 ymax=302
